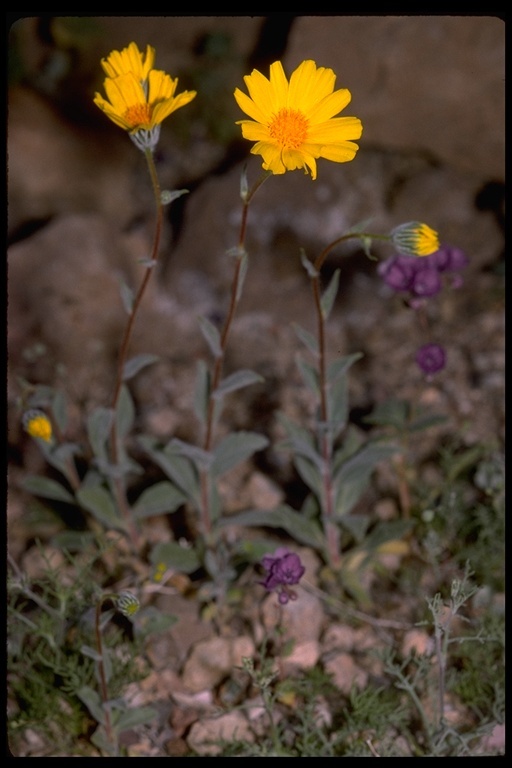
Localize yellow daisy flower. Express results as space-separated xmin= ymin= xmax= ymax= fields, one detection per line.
xmin=94 ymin=44 xmax=196 ymax=150
xmin=100 ymin=41 xmax=155 ymax=82
xmin=391 ymin=222 xmax=440 ymax=257
xmin=94 ymin=69 xmax=196 ymax=133
xmin=234 ymin=59 xmax=362 ymax=180
xmin=23 ymin=410 xmax=52 ymax=442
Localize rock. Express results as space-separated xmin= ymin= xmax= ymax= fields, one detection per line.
xmin=287 ymin=16 xmax=504 ymax=178
xmin=260 ymin=583 xmax=324 ymax=644
xmin=181 ymin=635 xmax=255 ymax=693
xmin=324 ymin=651 xmax=369 ymax=695
xmin=186 ymin=710 xmax=255 ymax=756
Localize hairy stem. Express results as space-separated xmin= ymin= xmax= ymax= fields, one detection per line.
xmin=108 ymin=148 xmax=163 ymax=546
xmin=95 ymin=598 xmax=115 ymax=752
xmin=199 ymin=170 xmax=270 ymax=539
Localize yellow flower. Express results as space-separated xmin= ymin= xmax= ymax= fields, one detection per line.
xmin=100 ymin=41 xmax=155 ymax=82
xmin=94 ymin=69 xmax=196 ymax=133
xmin=391 ymin=222 xmax=440 ymax=257
xmin=23 ymin=410 xmax=52 ymax=442
xmin=234 ymin=59 xmax=362 ymax=180
xmin=94 ymin=43 xmax=196 ymax=150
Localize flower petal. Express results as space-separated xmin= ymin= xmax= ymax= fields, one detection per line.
xmin=289 ymin=60 xmax=336 ymax=112
xmin=234 ymin=88 xmax=270 ymax=124
xmin=307 ymin=88 xmax=352 ymax=123
xmin=307 ymin=116 xmax=363 ymax=143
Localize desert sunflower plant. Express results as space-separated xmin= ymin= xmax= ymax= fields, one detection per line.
xmin=13 ymin=43 xmax=500 ymax=759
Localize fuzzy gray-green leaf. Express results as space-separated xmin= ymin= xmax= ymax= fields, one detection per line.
xmin=132 ymin=481 xmax=185 ymax=520
xmin=150 ymin=541 xmax=200 ymax=574
xmin=198 ymin=315 xmax=222 ymax=358
xmin=87 ymin=407 xmax=114 ymax=461
xmin=123 ymin=353 xmax=159 ymax=382
xmin=333 ymin=442 xmax=398 ymax=519
xmin=115 ymin=706 xmax=158 ymax=732
xmin=292 ymin=323 xmax=319 ymax=356
xmin=320 ymin=268 xmax=340 ymax=319
xmin=218 ymin=504 xmax=324 ymax=548
xmin=77 ymin=686 xmax=106 ymax=726
xmin=213 ymin=369 xmax=263 ymax=399
xmin=211 ymin=431 xmax=269 ymax=477
xmin=116 ymin=384 xmax=135 ymax=439
xmin=20 ymin=474 xmax=75 ymax=503
xmin=76 ymin=485 xmax=123 ymax=529
xmin=194 ymin=359 xmax=210 ymax=424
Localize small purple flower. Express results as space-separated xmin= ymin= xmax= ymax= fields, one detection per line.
xmin=429 ymin=245 xmax=469 ymax=273
xmin=411 ymin=265 xmax=442 ymax=298
xmin=260 ymin=547 xmax=305 ymax=604
xmin=378 ymin=255 xmax=418 ymax=292
xmin=415 ymin=343 xmax=446 ymax=377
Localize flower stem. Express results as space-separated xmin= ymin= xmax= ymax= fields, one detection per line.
xmin=310 ymin=270 xmax=340 ymax=569
xmin=199 ymin=170 xmax=270 ymax=539
xmin=309 ymin=230 xmax=391 ymax=569
xmin=108 ymin=148 xmax=163 ymax=546
xmin=95 ymin=597 xmax=116 ymax=753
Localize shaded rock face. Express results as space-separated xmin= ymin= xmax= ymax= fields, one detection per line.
xmin=7 ymin=16 xmax=504 ymax=447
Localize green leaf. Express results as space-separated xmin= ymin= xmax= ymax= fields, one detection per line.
xmin=333 ymin=442 xmax=398 ymax=519
xmin=294 ymin=455 xmax=323 ymax=499
xmin=211 ymin=431 xmax=269 ymax=477
xmin=119 ymin=279 xmax=134 ymax=315
xmin=123 ymin=353 xmax=159 ymax=382
xmin=218 ymin=504 xmax=324 ymax=548
xmin=339 ymin=514 xmax=372 ymax=543
xmin=160 ymin=188 xmax=189 ymax=206
xmin=198 ymin=315 xmax=222 ymax=358
xmin=133 ymin=606 xmax=178 ymax=640
xmin=300 ymin=248 xmax=318 ymax=278
xmin=87 ymin=407 xmax=114 ymax=461
xmin=76 ymin=686 xmax=106 ymax=725
xmin=327 ymin=352 xmax=363 ymax=383
xmin=362 ymin=519 xmax=413 ymax=549
xmin=213 ymin=369 xmax=263 ymax=399
xmin=51 ymin=530 xmax=96 ymax=551
xmin=116 ymin=384 xmax=135 ymax=439
xmin=235 ymin=249 xmax=249 ymax=302
xmin=132 ymin=481 xmax=185 ymax=520
xmin=115 ymin=706 xmax=158 ymax=732
xmin=138 ymin=436 xmax=200 ymax=507
xmin=363 ymin=398 xmax=409 ymax=430
xmin=277 ymin=413 xmax=323 ymax=468
xmin=320 ymin=268 xmax=340 ymax=320
xmin=344 ymin=217 xmax=375 ymax=236
xmin=51 ymin=389 xmax=68 ymax=434
xmin=150 ymin=541 xmax=200 ymax=574
xmin=76 ymin=485 xmax=123 ymax=529
xmin=193 ymin=359 xmax=210 ymax=424
xmin=20 ymin=475 xmax=74 ymax=503
xmin=168 ymin=437 xmax=212 ymax=471
xmin=292 ymin=323 xmax=319 ymax=356
xmin=80 ymin=644 xmax=103 ymax=662
xmin=39 ymin=441 xmax=81 ymax=486
xmin=295 ymin=356 xmax=319 ymax=395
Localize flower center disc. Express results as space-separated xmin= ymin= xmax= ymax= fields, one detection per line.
xmin=269 ymin=108 xmax=308 ymax=149
xmin=124 ymin=103 xmax=152 ymax=128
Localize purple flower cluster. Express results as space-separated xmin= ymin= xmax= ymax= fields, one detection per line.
xmin=260 ymin=547 xmax=305 ymax=605
xmin=378 ymin=245 xmax=468 ymax=307
xmin=378 ymin=244 xmax=468 ymax=378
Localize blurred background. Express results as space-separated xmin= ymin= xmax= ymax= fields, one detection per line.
xmin=7 ymin=14 xmax=505 ymax=466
